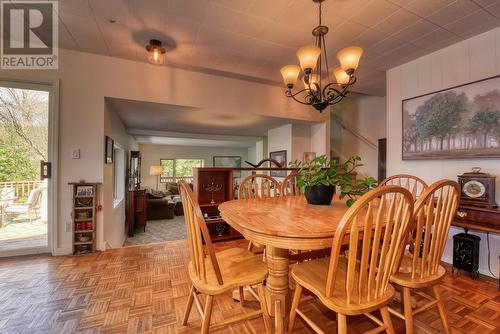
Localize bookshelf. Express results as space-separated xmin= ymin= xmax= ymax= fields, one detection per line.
xmin=69 ymin=182 xmax=100 ymax=255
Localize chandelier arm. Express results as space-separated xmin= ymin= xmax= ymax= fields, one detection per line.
xmin=322 ymin=82 xmax=343 ymax=98
xmin=285 ymin=89 xmax=316 ymax=106
xmin=290 ymin=94 xmax=314 ymax=106
xmin=286 ymin=88 xmax=312 ymax=98
xmin=327 ymin=86 xmax=350 ymax=104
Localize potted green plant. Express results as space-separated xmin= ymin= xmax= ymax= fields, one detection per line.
xmin=289 ymin=155 xmax=377 ymax=206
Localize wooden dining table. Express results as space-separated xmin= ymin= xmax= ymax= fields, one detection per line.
xmin=219 ymin=195 xmax=351 ymax=334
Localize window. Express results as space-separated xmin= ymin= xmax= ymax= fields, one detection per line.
xmin=160 ymin=158 xmax=203 ymax=182
xmin=113 ymin=145 xmax=125 ymax=207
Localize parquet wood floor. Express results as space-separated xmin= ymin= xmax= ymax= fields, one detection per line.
xmin=0 ymin=240 xmax=498 ymax=333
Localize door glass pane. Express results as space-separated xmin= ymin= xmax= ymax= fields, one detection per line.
xmin=0 ymin=86 xmax=49 ymax=255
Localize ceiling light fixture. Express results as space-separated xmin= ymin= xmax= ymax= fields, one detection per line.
xmin=280 ymin=0 xmax=363 ymax=112
xmin=146 ymin=39 xmax=166 ymax=65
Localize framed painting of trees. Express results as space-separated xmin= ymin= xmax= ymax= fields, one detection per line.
xmin=402 ymin=75 xmax=500 ymax=160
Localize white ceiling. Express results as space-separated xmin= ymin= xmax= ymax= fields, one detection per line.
xmin=106 ymin=97 xmax=308 ymax=137
xmin=52 ymin=0 xmax=500 ymax=96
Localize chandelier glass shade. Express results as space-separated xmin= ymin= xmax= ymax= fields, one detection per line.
xmin=280 ymin=0 xmax=363 ymax=112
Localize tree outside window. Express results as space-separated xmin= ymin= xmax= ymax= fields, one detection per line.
xmin=160 ymin=159 xmax=203 ymax=182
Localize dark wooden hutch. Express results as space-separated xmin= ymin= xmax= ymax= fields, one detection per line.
xmin=193 ymin=168 xmax=239 ymax=242
xmin=193 ymin=167 xmax=297 ymax=242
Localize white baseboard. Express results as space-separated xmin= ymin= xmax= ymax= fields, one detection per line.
xmin=52 ymin=246 xmax=72 ymax=256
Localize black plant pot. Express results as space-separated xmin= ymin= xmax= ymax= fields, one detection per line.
xmin=304 ymin=184 xmax=335 ymax=205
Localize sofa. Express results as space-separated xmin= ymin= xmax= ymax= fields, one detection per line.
xmin=145 ymin=189 xmax=175 ymax=220
xmin=145 ymin=183 xmax=193 ymax=219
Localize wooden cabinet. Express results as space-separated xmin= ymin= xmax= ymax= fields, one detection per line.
xmin=70 ymin=182 xmax=99 ymax=255
xmin=127 ymin=189 xmax=147 ymax=237
xmin=193 ymin=168 xmax=242 ymax=242
xmin=454 ymin=205 xmax=500 ymax=234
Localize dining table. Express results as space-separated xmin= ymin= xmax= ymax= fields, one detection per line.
xmin=219 ymin=194 xmax=351 ymax=334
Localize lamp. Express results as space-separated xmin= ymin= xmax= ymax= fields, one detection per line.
xmin=280 ymin=0 xmax=363 ymax=112
xmin=149 ymin=165 xmax=163 ymax=190
xmin=280 ymin=65 xmax=301 ymax=88
xmin=145 ymin=39 xmax=166 ymax=65
xmin=337 ymin=46 xmax=363 ymax=74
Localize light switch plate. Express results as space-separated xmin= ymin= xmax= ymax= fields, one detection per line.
xmin=72 ymin=149 xmax=80 ymax=159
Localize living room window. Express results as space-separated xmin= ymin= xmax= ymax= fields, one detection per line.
xmin=160 ymin=158 xmax=203 ymax=183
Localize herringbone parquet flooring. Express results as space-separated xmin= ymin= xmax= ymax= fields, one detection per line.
xmin=0 ymin=240 xmax=498 ymax=333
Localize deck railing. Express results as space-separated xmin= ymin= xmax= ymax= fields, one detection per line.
xmin=160 ymin=176 xmax=194 ymax=184
xmin=0 ymin=180 xmax=43 ymax=203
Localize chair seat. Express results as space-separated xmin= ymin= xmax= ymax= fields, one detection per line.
xmin=391 ymin=252 xmax=446 ymax=288
xmin=4 ymin=205 xmax=29 ymax=214
xmin=291 ymin=257 xmax=395 ymax=316
xmin=188 ymin=247 xmax=268 ymax=295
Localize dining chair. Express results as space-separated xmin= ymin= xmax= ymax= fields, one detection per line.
xmin=288 ymin=185 xmax=415 ymax=334
xmin=380 ymin=174 xmax=428 ymax=200
xmin=389 ymin=180 xmax=460 ymax=334
xmin=238 ymin=174 xmax=280 ymax=253
xmin=281 ymin=172 xmax=302 ymax=196
xmin=238 ymin=174 xmax=281 ymax=199
xmin=178 ymin=181 xmax=271 ymax=334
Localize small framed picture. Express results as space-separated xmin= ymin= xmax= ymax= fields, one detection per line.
xmin=303 ymin=152 xmax=316 ymax=163
xmin=213 ymin=156 xmax=242 ymax=178
xmin=105 ymin=136 xmax=114 ymax=164
xmin=270 ymin=150 xmax=287 ymax=178
xmin=76 ymin=185 xmax=94 ymax=197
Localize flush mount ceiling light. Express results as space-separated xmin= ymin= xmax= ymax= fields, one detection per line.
xmin=280 ymin=0 xmax=363 ymax=112
xmin=146 ymin=39 xmax=166 ymax=65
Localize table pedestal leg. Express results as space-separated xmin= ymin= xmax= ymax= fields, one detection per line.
xmin=265 ymin=246 xmax=290 ymax=334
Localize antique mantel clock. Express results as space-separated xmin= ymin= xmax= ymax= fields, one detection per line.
xmin=458 ymin=167 xmax=497 ymax=208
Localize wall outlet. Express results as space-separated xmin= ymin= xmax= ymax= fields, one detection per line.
xmin=72 ymin=149 xmax=80 ymax=159
xmin=66 ymin=222 xmax=72 ymax=232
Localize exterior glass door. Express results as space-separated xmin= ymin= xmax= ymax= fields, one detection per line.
xmin=0 ymin=82 xmax=52 ymax=256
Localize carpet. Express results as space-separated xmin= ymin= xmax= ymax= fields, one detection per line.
xmin=123 ymin=215 xmax=187 ymax=246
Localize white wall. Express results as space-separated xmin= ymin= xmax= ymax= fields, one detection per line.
xmin=139 ymin=143 xmax=249 ymax=190
xmin=247 ymin=146 xmax=256 ymax=165
xmin=331 ymin=93 xmax=386 ymax=178
xmin=0 ymin=48 xmax=326 ymax=254
xmin=387 ymin=28 xmax=500 ymax=278
xmin=103 ymin=105 xmax=137 ymax=248
xmin=291 ymin=124 xmax=312 ymax=161
xmin=268 ymin=124 xmax=293 ymax=166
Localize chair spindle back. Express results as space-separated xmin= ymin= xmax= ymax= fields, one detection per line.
xmin=179 ymin=181 xmax=223 ymax=285
xmin=408 ymin=180 xmax=460 ymax=279
xmin=380 ymin=174 xmax=428 ymax=200
xmin=281 ymin=172 xmax=302 ymax=196
xmin=238 ymin=174 xmax=280 ymax=199
xmin=326 ymin=186 xmax=415 ymax=304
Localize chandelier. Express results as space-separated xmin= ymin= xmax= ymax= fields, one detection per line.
xmin=280 ymin=0 xmax=363 ymax=112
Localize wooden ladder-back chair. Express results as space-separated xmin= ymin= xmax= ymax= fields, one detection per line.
xmin=238 ymin=174 xmax=280 ymax=253
xmin=288 ymin=186 xmax=415 ymax=334
xmin=389 ymin=180 xmax=460 ymax=334
xmin=281 ymin=172 xmax=303 ymax=196
xmin=179 ymin=181 xmax=271 ymax=334
xmin=380 ymin=174 xmax=428 ymax=200
xmin=238 ymin=174 xmax=281 ymax=199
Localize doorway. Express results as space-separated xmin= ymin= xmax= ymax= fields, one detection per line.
xmin=0 ymin=80 xmax=56 ymax=256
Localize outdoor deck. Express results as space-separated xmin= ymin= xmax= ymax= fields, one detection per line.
xmin=0 ymin=181 xmax=47 ymax=254
xmin=0 ymin=216 xmax=47 ymax=252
